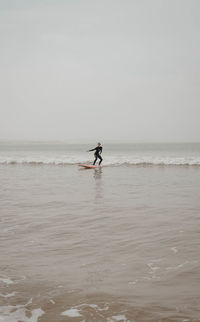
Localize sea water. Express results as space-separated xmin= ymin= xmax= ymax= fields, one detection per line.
xmin=0 ymin=142 xmax=200 ymax=321
xmin=0 ymin=142 xmax=200 ymax=166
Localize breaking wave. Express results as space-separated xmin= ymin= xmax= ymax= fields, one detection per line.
xmin=0 ymin=156 xmax=200 ymax=166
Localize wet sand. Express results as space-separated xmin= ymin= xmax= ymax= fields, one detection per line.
xmin=0 ymin=164 xmax=200 ymax=321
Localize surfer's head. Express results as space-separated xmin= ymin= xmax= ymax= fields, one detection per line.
xmin=97 ymin=142 xmax=101 ymax=146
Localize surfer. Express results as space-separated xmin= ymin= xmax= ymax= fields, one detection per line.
xmin=87 ymin=143 xmax=103 ymax=166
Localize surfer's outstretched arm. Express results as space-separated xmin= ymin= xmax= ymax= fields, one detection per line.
xmin=87 ymin=148 xmax=96 ymax=152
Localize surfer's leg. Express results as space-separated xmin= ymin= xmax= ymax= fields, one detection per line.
xmin=93 ymin=155 xmax=98 ymax=165
xmin=98 ymin=155 xmax=103 ymax=165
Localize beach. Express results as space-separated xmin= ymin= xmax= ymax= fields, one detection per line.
xmin=0 ymin=143 xmax=200 ymax=321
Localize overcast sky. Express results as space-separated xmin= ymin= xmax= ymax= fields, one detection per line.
xmin=0 ymin=0 xmax=199 ymax=142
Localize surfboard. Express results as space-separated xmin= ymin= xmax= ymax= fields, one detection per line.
xmin=78 ymin=164 xmax=98 ymax=169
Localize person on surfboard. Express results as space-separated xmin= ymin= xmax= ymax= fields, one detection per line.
xmin=87 ymin=143 xmax=103 ymax=166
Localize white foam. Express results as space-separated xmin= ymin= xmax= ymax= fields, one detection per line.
xmin=107 ymin=315 xmax=129 ymax=322
xmin=166 ymin=261 xmax=188 ymax=270
xmin=171 ymin=247 xmax=178 ymax=253
xmin=61 ymin=303 xmax=109 ymax=318
xmin=75 ymin=303 xmax=109 ymax=311
xmin=147 ymin=263 xmax=160 ymax=271
xmin=0 ymin=306 xmax=44 ymax=322
xmin=0 ymin=278 xmax=14 ymax=285
xmin=61 ymin=308 xmax=82 ymax=317
xmin=0 ymin=292 xmax=16 ymax=298
xmin=49 ymin=299 xmax=55 ymax=304
xmin=27 ymin=309 xmax=44 ymax=322
xmin=1 ymin=155 xmax=200 ymax=166
xmin=128 ymin=279 xmax=138 ymax=285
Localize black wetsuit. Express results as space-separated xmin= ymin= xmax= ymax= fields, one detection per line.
xmin=89 ymin=146 xmax=103 ymax=165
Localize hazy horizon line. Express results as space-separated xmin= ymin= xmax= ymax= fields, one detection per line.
xmin=0 ymin=140 xmax=200 ymax=145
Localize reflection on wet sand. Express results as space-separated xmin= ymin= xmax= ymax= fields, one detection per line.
xmin=93 ymin=168 xmax=103 ymax=202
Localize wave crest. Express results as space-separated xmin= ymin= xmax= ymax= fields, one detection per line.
xmin=0 ymin=157 xmax=200 ymax=166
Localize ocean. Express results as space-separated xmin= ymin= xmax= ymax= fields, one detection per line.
xmin=0 ymin=142 xmax=200 ymax=322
